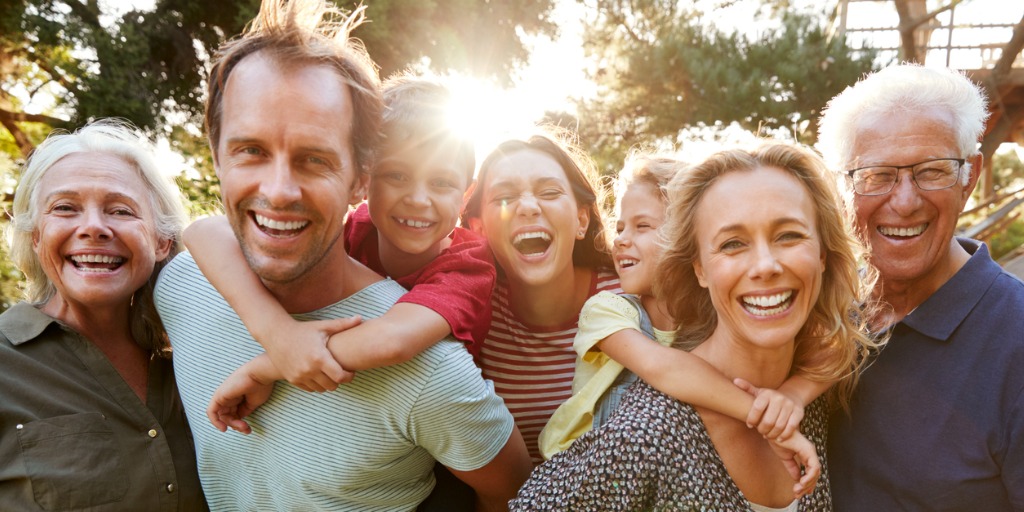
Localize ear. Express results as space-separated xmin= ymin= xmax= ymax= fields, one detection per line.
xmin=693 ymin=258 xmax=708 ymax=289
xmin=576 ymin=207 xmax=591 ymax=240
xmin=468 ymin=216 xmax=484 ymax=235
xmin=155 ymin=236 xmax=174 ymax=262
xmin=349 ymin=172 xmax=370 ymax=206
xmin=961 ymin=153 xmax=982 ymax=208
xmin=31 ymin=230 xmax=40 ymax=251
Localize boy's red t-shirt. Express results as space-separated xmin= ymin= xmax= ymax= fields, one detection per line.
xmin=343 ymin=202 xmax=494 ymax=356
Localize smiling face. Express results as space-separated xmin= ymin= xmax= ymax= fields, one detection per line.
xmin=32 ymin=152 xmax=172 ymax=311
xmin=475 ymin=148 xmax=590 ymax=288
xmin=368 ymin=135 xmax=469 ymax=268
xmin=849 ymin=108 xmax=977 ymax=293
xmin=614 ymin=181 xmax=666 ymax=297
xmin=214 ymin=54 xmax=366 ymax=285
xmin=693 ymin=165 xmax=824 ymax=351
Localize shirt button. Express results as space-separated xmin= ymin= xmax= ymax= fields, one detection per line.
xmin=166 ymin=483 xmax=175 ymax=493
xmin=148 ymin=429 xmax=158 ymax=438
xmin=16 ymin=424 xmax=23 ymax=430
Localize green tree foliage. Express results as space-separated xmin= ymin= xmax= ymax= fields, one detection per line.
xmin=981 ymin=150 xmax=1024 ymax=261
xmin=0 ymin=0 xmax=557 ymax=309
xmin=573 ymin=0 xmax=878 ymax=172
xmin=348 ymin=0 xmax=556 ymax=83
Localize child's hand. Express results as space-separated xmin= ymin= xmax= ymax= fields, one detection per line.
xmin=262 ymin=316 xmax=363 ymax=392
xmin=206 ymin=366 xmax=275 ymax=434
xmin=767 ymin=430 xmax=821 ymax=499
xmin=734 ymin=377 xmax=805 ymax=440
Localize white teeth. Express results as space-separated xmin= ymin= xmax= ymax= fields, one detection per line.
xmin=71 ymin=254 xmax=123 ymax=264
xmin=70 ymin=254 xmax=124 ymax=273
xmin=743 ymin=291 xmax=791 ymax=307
xmin=397 ymin=218 xmax=433 ymax=228
xmin=879 ymin=224 xmax=926 ymax=237
xmin=255 ymin=214 xmax=308 ymax=231
xmin=513 ymin=231 xmax=551 ymax=245
xmin=618 ymin=258 xmax=638 ymax=268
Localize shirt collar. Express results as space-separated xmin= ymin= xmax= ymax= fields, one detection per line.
xmin=900 ymin=238 xmax=999 ymax=341
xmin=0 ymin=302 xmax=60 ymax=346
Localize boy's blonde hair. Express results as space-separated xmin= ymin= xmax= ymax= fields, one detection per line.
xmin=380 ymin=73 xmax=475 ymax=185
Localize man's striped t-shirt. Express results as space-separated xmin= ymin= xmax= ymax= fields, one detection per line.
xmin=154 ymin=252 xmax=514 ymax=511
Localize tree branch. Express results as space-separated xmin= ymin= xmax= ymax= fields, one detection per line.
xmin=63 ymin=0 xmax=102 ymax=30
xmin=0 ymin=107 xmax=66 ymax=126
xmin=894 ymin=0 xmax=963 ymax=63
xmin=0 ymin=117 xmax=36 ymax=158
xmin=993 ymin=13 xmax=1024 ymax=82
xmin=899 ymin=0 xmax=962 ymax=33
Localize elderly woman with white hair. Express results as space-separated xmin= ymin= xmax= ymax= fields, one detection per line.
xmin=0 ymin=120 xmax=207 ymax=511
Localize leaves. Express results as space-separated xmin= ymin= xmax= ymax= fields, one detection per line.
xmin=574 ymin=1 xmax=877 ymax=172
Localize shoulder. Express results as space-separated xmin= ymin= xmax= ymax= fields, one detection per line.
xmin=304 ymin=279 xmax=407 ymax=323
xmin=582 ymin=291 xmax=638 ymax=314
xmin=433 ymin=228 xmax=495 ymax=270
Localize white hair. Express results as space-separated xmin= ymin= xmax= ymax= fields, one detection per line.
xmin=8 ymin=118 xmax=187 ymax=304
xmin=817 ymin=63 xmax=989 ymax=187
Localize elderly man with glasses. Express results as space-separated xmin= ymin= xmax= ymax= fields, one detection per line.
xmin=818 ymin=64 xmax=1024 ymax=511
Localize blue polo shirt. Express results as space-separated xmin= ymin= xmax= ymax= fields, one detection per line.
xmin=829 ymin=239 xmax=1024 ymax=511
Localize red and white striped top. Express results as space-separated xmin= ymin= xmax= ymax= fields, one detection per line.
xmin=480 ymin=269 xmax=621 ymax=464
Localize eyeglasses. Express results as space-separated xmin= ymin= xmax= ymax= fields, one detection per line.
xmin=845 ymin=158 xmax=964 ymax=196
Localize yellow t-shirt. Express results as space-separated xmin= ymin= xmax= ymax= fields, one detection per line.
xmin=538 ymin=291 xmax=674 ymax=460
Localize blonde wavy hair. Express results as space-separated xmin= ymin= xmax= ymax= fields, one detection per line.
xmin=654 ymin=142 xmax=883 ymax=409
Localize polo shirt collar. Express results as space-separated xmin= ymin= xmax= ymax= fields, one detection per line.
xmin=900 ymin=238 xmax=999 ymax=341
xmin=0 ymin=302 xmax=59 ymax=346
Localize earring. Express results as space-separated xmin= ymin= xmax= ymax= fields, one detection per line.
xmin=577 ymin=228 xmax=586 ymax=239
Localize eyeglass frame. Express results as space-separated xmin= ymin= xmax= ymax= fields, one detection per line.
xmin=844 ymin=158 xmax=966 ymax=196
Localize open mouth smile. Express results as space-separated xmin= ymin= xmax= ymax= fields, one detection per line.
xmin=878 ymin=223 xmax=927 ymax=239
xmin=617 ymin=258 xmax=638 ymax=269
xmin=396 ymin=217 xmax=436 ymax=229
xmin=740 ymin=290 xmax=795 ymax=317
xmin=254 ymin=213 xmax=309 ymax=236
xmin=69 ymin=254 xmax=125 ymax=273
xmin=512 ymin=231 xmax=552 ymax=256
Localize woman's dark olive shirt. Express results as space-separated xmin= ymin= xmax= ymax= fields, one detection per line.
xmin=0 ymin=302 xmax=207 ymax=512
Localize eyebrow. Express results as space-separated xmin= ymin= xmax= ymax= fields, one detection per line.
xmin=715 ymin=216 xmax=812 ymax=235
xmin=43 ymin=190 xmax=142 ymax=207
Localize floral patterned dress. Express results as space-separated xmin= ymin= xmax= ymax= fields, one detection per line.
xmin=510 ymin=380 xmax=832 ymax=511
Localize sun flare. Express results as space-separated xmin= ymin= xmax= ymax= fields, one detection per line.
xmin=441 ymin=74 xmax=549 ymax=175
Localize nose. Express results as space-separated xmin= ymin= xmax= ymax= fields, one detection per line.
xmin=514 ymin=193 xmax=540 ymax=218
xmin=261 ymin=157 xmax=302 ymax=206
xmin=888 ymin=168 xmax=924 ymax=216
xmin=748 ymin=241 xmax=782 ymax=280
xmin=404 ymin=182 xmax=430 ymax=208
xmin=78 ymin=207 xmax=112 ymax=240
xmin=614 ymin=229 xmax=630 ymax=248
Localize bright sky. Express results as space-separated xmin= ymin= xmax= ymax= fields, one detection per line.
xmin=22 ymin=0 xmax=1024 ymax=171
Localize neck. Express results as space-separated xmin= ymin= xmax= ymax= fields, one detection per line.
xmin=265 ymin=247 xmax=380 ymax=314
xmin=41 ymin=294 xmax=151 ymax=402
xmin=640 ymin=294 xmax=674 ymax=331
xmin=507 ymin=266 xmax=594 ymax=327
xmin=377 ymin=234 xmax=449 ymax=279
xmin=41 ymin=295 xmax=133 ymax=345
xmin=871 ymin=238 xmax=970 ymax=327
xmin=692 ymin=328 xmax=793 ymax=389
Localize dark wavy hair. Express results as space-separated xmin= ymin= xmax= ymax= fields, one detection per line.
xmin=463 ymin=132 xmax=613 ymax=270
